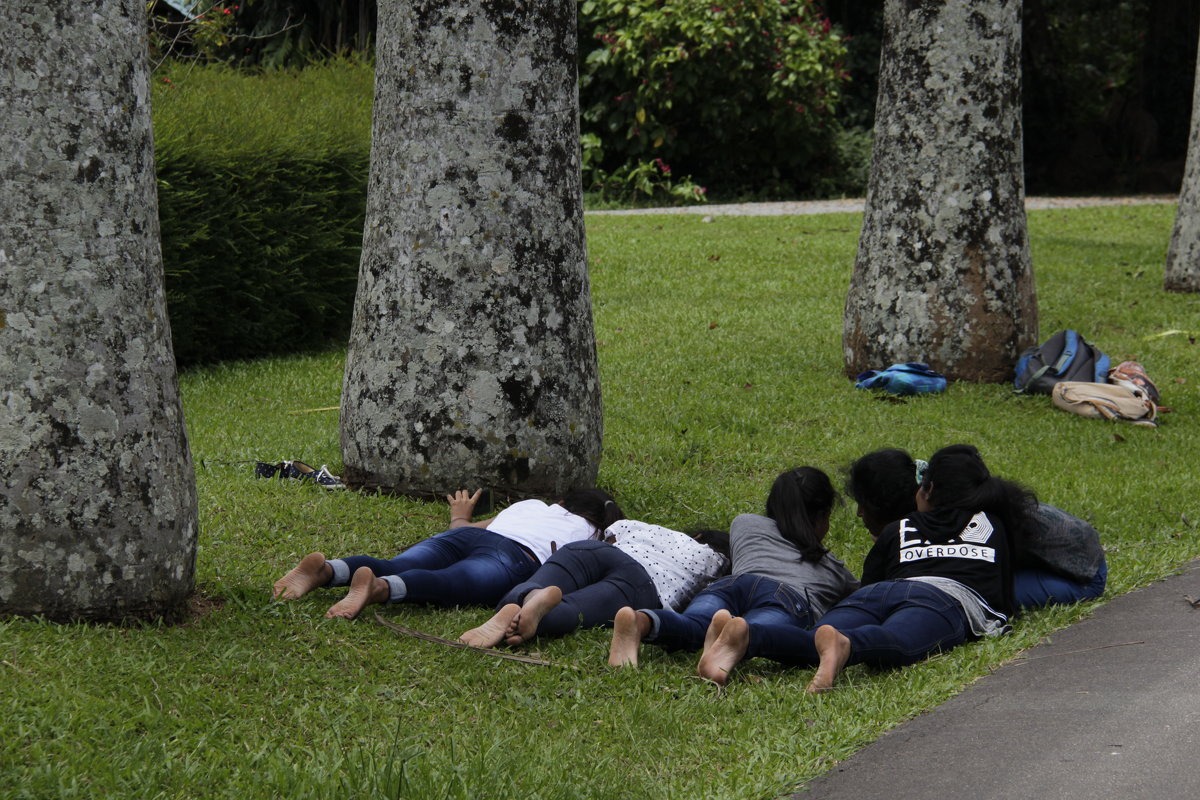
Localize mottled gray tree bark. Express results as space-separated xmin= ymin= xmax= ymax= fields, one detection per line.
xmin=0 ymin=1 xmax=198 ymax=621
xmin=340 ymin=0 xmax=602 ymax=496
xmin=1164 ymin=21 xmax=1200 ymax=293
xmin=843 ymin=0 xmax=1038 ymax=381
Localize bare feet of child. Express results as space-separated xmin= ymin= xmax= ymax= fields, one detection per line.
xmin=459 ymin=604 xmax=522 ymax=649
xmin=608 ymin=606 xmax=651 ymax=667
xmin=702 ymin=609 xmax=733 ymax=652
xmin=272 ymin=552 xmax=332 ymax=600
xmin=806 ymin=625 xmax=851 ymax=694
xmin=505 ymin=586 xmax=563 ymax=645
xmin=696 ymin=616 xmax=749 ymax=687
xmin=325 ymin=566 xmax=389 ymax=619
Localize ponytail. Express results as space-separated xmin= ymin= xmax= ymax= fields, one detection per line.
xmin=765 ymin=466 xmax=837 ymax=561
xmin=560 ymin=488 xmax=626 ymax=536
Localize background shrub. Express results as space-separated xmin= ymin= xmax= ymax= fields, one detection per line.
xmin=152 ymin=60 xmax=373 ymax=366
xmin=578 ymin=0 xmax=851 ymax=198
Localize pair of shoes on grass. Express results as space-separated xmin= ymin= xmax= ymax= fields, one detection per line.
xmin=255 ymin=460 xmax=345 ymax=489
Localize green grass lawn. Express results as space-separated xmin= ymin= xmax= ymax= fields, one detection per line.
xmin=2 ymin=204 xmax=1197 ymax=800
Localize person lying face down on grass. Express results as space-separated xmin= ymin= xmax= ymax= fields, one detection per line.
xmin=606 ymin=466 xmax=860 ymax=668
xmin=696 ymin=444 xmax=1037 ymax=690
xmin=846 ymin=448 xmax=1106 ymax=610
xmin=457 ymin=522 xmax=730 ymax=648
xmin=271 ymin=488 xmax=625 ymax=619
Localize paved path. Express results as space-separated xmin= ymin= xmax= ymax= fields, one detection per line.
xmin=588 ymin=195 xmax=1177 ymax=217
xmin=794 ymin=561 xmax=1200 ymax=799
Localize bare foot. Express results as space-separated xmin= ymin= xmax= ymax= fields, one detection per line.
xmin=697 ymin=616 xmax=749 ymax=687
xmin=272 ymin=552 xmax=332 ymax=600
xmin=459 ymin=604 xmax=521 ymax=648
xmin=702 ymin=608 xmax=733 ymax=652
xmin=608 ymin=607 xmax=651 ymax=667
xmin=324 ymin=567 xmax=389 ymax=619
xmin=506 ymin=586 xmax=563 ymax=645
xmin=806 ymin=625 xmax=852 ymax=694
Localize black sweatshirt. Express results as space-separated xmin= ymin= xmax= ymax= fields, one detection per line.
xmin=861 ymin=506 xmax=1014 ymax=617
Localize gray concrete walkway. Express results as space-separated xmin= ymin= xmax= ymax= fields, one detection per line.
xmin=794 ymin=561 xmax=1200 ymax=799
xmin=587 ymin=194 xmax=1177 ymax=217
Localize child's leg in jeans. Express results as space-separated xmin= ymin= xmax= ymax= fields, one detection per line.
xmin=328 ymin=528 xmax=477 ymax=586
xmin=537 ymin=568 xmax=660 ymax=637
xmin=645 ymin=575 xmax=743 ymax=651
xmin=496 ymin=541 xmax=603 ymax=609
xmin=513 ymin=543 xmax=655 ymax=641
xmin=821 ymin=582 xmax=969 ymax=669
xmin=395 ymin=533 xmax=537 ymax=607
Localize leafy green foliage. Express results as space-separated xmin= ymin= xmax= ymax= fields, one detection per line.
xmin=578 ymin=0 xmax=850 ymax=196
xmin=148 ymin=2 xmax=376 ymax=69
xmin=582 ymin=133 xmax=709 ymax=204
xmin=152 ymin=61 xmax=373 ymax=366
xmin=3 ymin=205 xmax=1197 ymax=798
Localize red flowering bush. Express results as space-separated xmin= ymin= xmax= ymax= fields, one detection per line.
xmin=578 ymin=0 xmax=849 ymax=196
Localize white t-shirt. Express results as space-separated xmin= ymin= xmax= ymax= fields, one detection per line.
xmin=486 ymin=499 xmax=597 ymax=563
xmin=606 ymin=519 xmax=729 ymax=610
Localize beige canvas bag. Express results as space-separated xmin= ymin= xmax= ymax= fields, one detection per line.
xmin=1051 ymin=381 xmax=1158 ymax=427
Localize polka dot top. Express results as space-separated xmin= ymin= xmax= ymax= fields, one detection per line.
xmin=605 ymin=519 xmax=729 ymax=610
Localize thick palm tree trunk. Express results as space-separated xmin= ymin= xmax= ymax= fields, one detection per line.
xmin=340 ymin=0 xmax=602 ymax=497
xmin=1165 ymin=19 xmax=1200 ymax=293
xmin=0 ymin=0 xmax=198 ymax=621
xmin=843 ymin=0 xmax=1038 ymax=381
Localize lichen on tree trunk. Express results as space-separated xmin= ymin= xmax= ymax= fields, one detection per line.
xmin=340 ymin=0 xmax=602 ymax=497
xmin=1165 ymin=19 xmax=1200 ymax=294
xmin=843 ymin=0 xmax=1038 ymax=382
xmin=0 ymin=1 xmax=198 ymax=621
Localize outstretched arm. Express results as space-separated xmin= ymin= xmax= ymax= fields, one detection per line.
xmin=447 ymin=489 xmax=494 ymax=528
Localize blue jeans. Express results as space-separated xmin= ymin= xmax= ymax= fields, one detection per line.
xmin=497 ymin=540 xmax=660 ymax=637
xmin=646 ymin=574 xmax=816 ymax=653
xmin=747 ymin=581 xmax=969 ymax=668
xmin=334 ymin=527 xmax=537 ymax=607
xmin=1014 ymin=557 xmax=1107 ymax=610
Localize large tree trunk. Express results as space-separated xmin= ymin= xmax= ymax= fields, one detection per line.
xmin=0 ymin=1 xmax=198 ymax=621
xmin=1164 ymin=17 xmax=1200 ymax=293
xmin=340 ymin=0 xmax=602 ymax=497
xmin=843 ymin=0 xmax=1038 ymax=381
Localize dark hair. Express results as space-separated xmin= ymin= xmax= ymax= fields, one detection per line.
xmin=560 ymin=488 xmax=626 ymax=535
xmin=923 ymin=444 xmax=1037 ymax=545
xmin=689 ymin=528 xmax=731 ymax=564
xmin=846 ymin=448 xmax=920 ymax=530
xmin=765 ymin=466 xmax=837 ymax=561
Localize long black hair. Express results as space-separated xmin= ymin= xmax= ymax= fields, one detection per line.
xmin=846 ymin=448 xmax=921 ymax=533
xmin=922 ymin=444 xmax=1037 ymax=545
xmin=689 ymin=528 xmax=731 ymax=562
xmin=560 ymin=488 xmax=626 ymax=536
xmin=764 ymin=466 xmax=837 ymax=561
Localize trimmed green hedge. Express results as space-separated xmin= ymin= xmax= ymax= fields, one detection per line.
xmin=152 ymin=61 xmax=373 ymax=366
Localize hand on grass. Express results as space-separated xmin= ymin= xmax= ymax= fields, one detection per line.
xmin=447 ymin=489 xmax=482 ymax=524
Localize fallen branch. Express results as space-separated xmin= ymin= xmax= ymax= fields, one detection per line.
xmin=374 ymin=613 xmax=566 ymax=668
xmin=1012 ymin=640 xmax=1144 ymax=664
xmin=287 ymin=406 xmax=341 ymax=415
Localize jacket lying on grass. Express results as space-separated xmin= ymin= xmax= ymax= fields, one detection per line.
xmin=855 ymin=362 xmax=947 ymax=395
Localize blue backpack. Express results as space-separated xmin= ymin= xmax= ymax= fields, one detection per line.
xmin=855 ymin=363 xmax=947 ymax=396
xmin=1014 ymin=330 xmax=1110 ymax=394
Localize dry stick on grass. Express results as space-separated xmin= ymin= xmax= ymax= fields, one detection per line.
xmin=1011 ymin=640 xmax=1145 ymax=664
xmin=374 ymin=613 xmax=570 ymax=668
xmin=287 ymin=406 xmax=341 ymax=415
